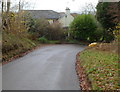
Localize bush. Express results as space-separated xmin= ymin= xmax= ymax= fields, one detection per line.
xmin=27 ymin=18 xmax=65 ymax=41
xmin=2 ymin=8 xmax=37 ymax=62
xmin=70 ymin=14 xmax=103 ymax=42
xmin=38 ymin=37 xmax=48 ymax=43
xmin=2 ymin=31 xmax=36 ymax=61
xmin=4 ymin=12 xmax=28 ymax=36
xmin=47 ymin=22 xmax=65 ymax=40
xmin=27 ymin=18 xmax=49 ymax=38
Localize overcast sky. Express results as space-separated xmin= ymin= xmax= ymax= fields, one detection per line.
xmin=11 ymin=0 xmax=99 ymax=13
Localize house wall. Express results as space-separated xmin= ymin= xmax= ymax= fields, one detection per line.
xmin=58 ymin=8 xmax=74 ymax=28
xmin=58 ymin=15 xmax=74 ymax=27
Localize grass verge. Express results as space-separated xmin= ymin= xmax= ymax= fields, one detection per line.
xmin=79 ymin=48 xmax=119 ymax=90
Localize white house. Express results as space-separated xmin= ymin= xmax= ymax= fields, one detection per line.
xmin=58 ymin=8 xmax=74 ymax=28
xmin=24 ymin=8 xmax=78 ymax=28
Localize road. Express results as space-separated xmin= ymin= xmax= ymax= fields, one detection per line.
xmin=2 ymin=44 xmax=84 ymax=90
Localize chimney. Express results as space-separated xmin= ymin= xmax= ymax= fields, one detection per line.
xmin=65 ymin=7 xmax=70 ymax=15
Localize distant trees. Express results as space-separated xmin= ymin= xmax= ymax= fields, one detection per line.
xmin=2 ymin=0 xmax=28 ymax=36
xmin=81 ymin=3 xmax=96 ymax=15
xmin=2 ymin=0 xmax=11 ymax=31
xmin=96 ymin=2 xmax=120 ymax=42
xmin=96 ymin=2 xmax=119 ymax=29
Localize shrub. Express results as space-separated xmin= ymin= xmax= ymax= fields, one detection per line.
xmin=47 ymin=22 xmax=65 ymax=40
xmin=70 ymin=14 xmax=103 ymax=42
xmin=2 ymin=31 xmax=36 ymax=61
xmin=27 ymin=18 xmax=65 ymax=41
xmin=38 ymin=37 xmax=48 ymax=43
xmin=5 ymin=12 xmax=28 ymax=36
xmin=28 ymin=18 xmax=49 ymax=38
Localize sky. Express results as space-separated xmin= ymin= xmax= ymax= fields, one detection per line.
xmin=11 ymin=0 xmax=99 ymax=13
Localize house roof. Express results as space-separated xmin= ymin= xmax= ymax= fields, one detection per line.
xmin=59 ymin=12 xmax=66 ymax=17
xmin=59 ymin=12 xmax=79 ymax=18
xmin=23 ymin=10 xmax=79 ymax=19
xmin=24 ymin=10 xmax=61 ymax=19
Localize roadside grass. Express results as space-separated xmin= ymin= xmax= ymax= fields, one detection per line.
xmin=38 ymin=36 xmax=90 ymax=45
xmin=79 ymin=48 xmax=119 ymax=90
xmin=66 ymin=39 xmax=80 ymax=44
xmin=38 ymin=37 xmax=61 ymax=44
xmin=66 ymin=39 xmax=89 ymax=45
xmin=48 ymin=40 xmax=60 ymax=44
xmin=2 ymin=32 xmax=37 ymax=62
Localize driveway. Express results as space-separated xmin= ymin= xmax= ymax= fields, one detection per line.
xmin=2 ymin=44 xmax=84 ymax=90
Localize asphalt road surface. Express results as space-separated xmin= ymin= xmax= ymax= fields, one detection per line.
xmin=2 ymin=44 xmax=84 ymax=90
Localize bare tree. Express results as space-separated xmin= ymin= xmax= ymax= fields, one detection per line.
xmin=18 ymin=0 xmax=31 ymax=11
xmin=2 ymin=0 xmax=4 ymax=13
xmin=2 ymin=0 xmax=7 ymax=12
xmin=7 ymin=0 xmax=10 ymax=13
xmin=81 ymin=3 xmax=96 ymax=15
xmin=2 ymin=0 xmax=11 ymax=31
xmin=19 ymin=0 xmax=21 ymax=11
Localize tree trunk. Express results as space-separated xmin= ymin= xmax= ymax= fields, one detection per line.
xmin=19 ymin=0 xmax=21 ymax=11
xmin=2 ymin=0 xmax=4 ymax=13
xmin=7 ymin=0 xmax=10 ymax=13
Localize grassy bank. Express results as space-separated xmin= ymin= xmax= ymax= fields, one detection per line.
xmin=2 ymin=32 xmax=37 ymax=62
xmin=79 ymin=48 xmax=119 ymax=90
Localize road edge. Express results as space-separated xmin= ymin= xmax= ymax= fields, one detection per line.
xmin=2 ymin=44 xmax=54 ymax=65
xmin=75 ymin=52 xmax=91 ymax=90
